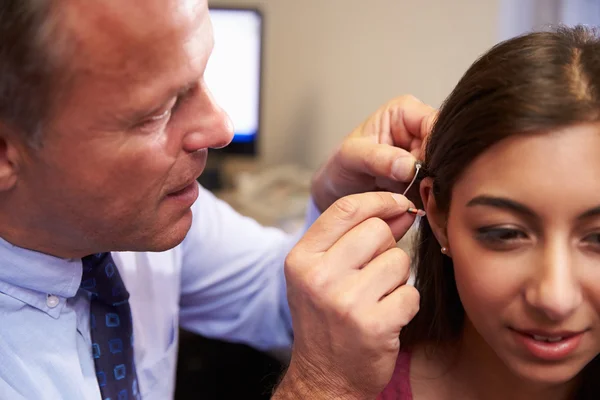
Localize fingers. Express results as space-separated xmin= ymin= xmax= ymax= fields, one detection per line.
xmin=344 ymin=95 xmax=436 ymax=184
xmin=340 ymin=139 xmax=417 ymax=183
xmin=386 ymin=212 xmax=420 ymax=242
xmin=373 ymin=284 xmax=420 ymax=329
xmin=357 ymin=247 xmax=412 ymax=302
xmin=282 ymin=190 xmax=421 ymax=398
xmin=385 ymin=95 xmax=437 ymax=145
xmin=323 ymin=217 xmax=397 ymax=271
xmin=298 ymin=192 xmax=415 ymax=254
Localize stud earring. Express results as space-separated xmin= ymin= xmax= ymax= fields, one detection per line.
xmin=441 ymin=247 xmax=448 ymax=254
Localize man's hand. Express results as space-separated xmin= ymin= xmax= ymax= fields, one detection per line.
xmin=311 ymin=95 xmax=437 ymax=212
xmin=273 ymin=192 xmax=420 ymax=400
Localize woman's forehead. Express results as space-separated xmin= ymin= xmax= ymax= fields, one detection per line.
xmin=451 ymin=123 xmax=600 ymax=217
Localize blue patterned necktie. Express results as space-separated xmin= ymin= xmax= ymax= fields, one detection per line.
xmin=81 ymin=253 xmax=140 ymax=400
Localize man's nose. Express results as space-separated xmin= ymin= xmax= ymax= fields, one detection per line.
xmin=181 ymin=81 xmax=234 ymax=153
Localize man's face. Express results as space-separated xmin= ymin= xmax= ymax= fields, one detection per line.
xmin=10 ymin=0 xmax=233 ymax=257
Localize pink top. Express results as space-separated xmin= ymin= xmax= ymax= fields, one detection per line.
xmin=376 ymin=351 xmax=413 ymax=400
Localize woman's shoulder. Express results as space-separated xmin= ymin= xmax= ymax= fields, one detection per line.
xmin=376 ymin=351 xmax=413 ymax=400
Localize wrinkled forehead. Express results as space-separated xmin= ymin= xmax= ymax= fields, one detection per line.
xmin=55 ymin=0 xmax=210 ymax=81
xmin=36 ymin=0 xmax=212 ymax=128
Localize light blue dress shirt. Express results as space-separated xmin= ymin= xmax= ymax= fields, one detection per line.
xmin=0 ymin=184 xmax=320 ymax=399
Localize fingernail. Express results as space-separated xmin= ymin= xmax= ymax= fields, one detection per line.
xmin=407 ymin=208 xmax=426 ymax=217
xmin=392 ymin=157 xmax=413 ymax=181
xmin=391 ymin=193 xmax=407 ymax=204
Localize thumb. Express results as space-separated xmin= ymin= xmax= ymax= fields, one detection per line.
xmin=341 ymin=138 xmax=418 ymax=183
xmin=386 ymin=211 xmax=419 ymax=242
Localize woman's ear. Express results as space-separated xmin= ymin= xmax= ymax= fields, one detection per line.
xmin=420 ymin=177 xmax=451 ymax=256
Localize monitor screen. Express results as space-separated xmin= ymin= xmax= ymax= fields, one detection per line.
xmin=205 ymin=7 xmax=263 ymax=154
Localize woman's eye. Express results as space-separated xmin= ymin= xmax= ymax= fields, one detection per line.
xmin=475 ymin=227 xmax=528 ymax=248
xmin=582 ymin=233 xmax=600 ymax=246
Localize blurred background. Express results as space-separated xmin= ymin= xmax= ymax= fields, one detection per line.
xmin=178 ymin=0 xmax=600 ymax=398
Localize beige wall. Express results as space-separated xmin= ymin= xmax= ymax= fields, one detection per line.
xmin=209 ymin=0 xmax=502 ymax=168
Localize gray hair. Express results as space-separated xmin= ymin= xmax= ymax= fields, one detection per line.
xmin=0 ymin=0 xmax=63 ymax=145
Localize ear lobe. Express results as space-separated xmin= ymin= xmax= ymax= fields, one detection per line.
xmin=0 ymin=134 xmax=20 ymax=192
xmin=420 ymin=177 xmax=450 ymax=255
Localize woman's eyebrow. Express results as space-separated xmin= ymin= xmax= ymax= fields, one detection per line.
xmin=467 ymin=195 xmax=600 ymax=223
xmin=466 ymin=195 xmax=537 ymax=219
xmin=577 ymin=206 xmax=600 ymax=221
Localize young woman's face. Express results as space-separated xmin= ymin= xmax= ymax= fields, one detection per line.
xmin=445 ymin=123 xmax=600 ymax=385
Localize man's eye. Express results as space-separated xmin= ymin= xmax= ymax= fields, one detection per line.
xmin=133 ymin=89 xmax=190 ymax=131
xmin=137 ymin=109 xmax=172 ymax=130
xmin=147 ymin=108 xmax=172 ymax=123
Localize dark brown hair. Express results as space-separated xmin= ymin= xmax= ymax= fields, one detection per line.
xmin=400 ymin=25 xmax=600 ymax=398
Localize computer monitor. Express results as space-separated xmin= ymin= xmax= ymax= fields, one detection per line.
xmin=205 ymin=7 xmax=263 ymax=155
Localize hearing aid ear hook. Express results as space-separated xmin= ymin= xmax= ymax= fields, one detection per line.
xmin=402 ymin=161 xmax=422 ymax=197
xmin=404 ymin=161 xmax=426 ymax=217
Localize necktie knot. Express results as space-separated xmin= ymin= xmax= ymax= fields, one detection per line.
xmin=81 ymin=253 xmax=130 ymax=306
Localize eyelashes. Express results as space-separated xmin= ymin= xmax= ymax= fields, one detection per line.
xmin=474 ymin=226 xmax=600 ymax=252
xmin=476 ymin=227 xmax=527 ymax=242
xmin=582 ymin=233 xmax=600 ymax=251
xmin=474 ymin=226 xmax=529 ymax=250
xmin=135 ymin=89 xmax=191 ymax=132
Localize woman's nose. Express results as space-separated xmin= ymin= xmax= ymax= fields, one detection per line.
xmin=524 ymin=242 xmax=582 ymax=322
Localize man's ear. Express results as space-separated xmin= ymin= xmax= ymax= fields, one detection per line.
xmin=0 ymin=128 xmax=22 ymax=192
xmin=420 ymin=177 xmax=451 ymax=256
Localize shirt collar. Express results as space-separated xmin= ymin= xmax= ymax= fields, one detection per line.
xmin=0 ymin=237 xmax=82 ymax=318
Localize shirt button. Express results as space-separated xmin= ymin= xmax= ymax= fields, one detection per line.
xmin=46 ymin=294 xmax=60 ymax=308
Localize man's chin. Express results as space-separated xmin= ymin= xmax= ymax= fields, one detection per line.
xmin=130 ymin=211 xmax=193 ymax=252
